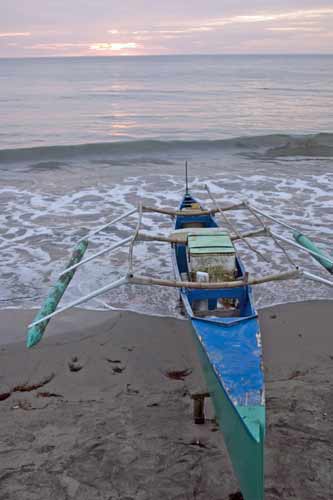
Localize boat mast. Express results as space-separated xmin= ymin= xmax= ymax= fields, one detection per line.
xmin=185 ymin=160 xmax=189 ymax=195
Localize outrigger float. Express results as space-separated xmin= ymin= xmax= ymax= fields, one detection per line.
xmin=26 ymin=172 xmax=333 ymax=500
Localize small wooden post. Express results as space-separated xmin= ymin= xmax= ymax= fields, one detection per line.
xmin=191 ymin=392 xmax=210 ymax=424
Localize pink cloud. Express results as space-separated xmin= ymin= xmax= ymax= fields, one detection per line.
xmin=0 ymin=32 xmax=31 ymax=38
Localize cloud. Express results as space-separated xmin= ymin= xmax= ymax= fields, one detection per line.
xmin=267 ymin=26 xmax=323 ymax=32
xmin=90 ymin=42 xmax=138 ymax=51
xmin=103 ymin=7 xmax=333 ymax=43
xmin=205 ymin=7 xmax=333 ymax=26
xmin=2 ymin=5 xmax=333 ymax=57
xmin=134 ymin=26 xmax=213 ymax=35
xmin=0 ymin=32 xmax=31 ymax=38
xmin=25 ymin=42 xmax=88 ymax=50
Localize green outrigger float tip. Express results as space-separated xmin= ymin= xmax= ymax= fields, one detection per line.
xmin=26 ymin=240 xmax=89 ymax=348
xmin=293 ymin=232 xmax=333 ymax=274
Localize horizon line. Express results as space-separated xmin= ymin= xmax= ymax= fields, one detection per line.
xmin=0 ymin=52 xmax=333 ymax=61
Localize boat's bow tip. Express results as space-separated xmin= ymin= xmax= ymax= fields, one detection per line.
xmin=238 ymin=405 xmax=265 ymax=443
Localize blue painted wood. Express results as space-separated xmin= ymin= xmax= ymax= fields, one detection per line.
xmin=192 ymin=317 xmax=263 ymax=406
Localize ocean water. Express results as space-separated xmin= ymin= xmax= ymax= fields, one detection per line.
xmin=0 ymin=55 xmax=333 ymax=317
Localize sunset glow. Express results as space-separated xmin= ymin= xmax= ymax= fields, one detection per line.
xmin=90 ymin=42 xmax=138 ymax=52
xmin=1 ymin=3 xmax=332 ymax=57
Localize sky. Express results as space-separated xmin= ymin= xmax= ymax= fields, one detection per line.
xmin=1 ymin=1 xmax=333 ymax=57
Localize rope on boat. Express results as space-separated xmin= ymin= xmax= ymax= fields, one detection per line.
xmin=245 ymin=205 xmax=297 ymax=232
xmin=205 ymin=185 xmax=270 ymax=264
xmin=243 ymin=201 xmax=298 ymax=269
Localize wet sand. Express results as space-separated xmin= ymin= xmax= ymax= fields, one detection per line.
xmin=0 ymin=301 xmax=332 ymax=499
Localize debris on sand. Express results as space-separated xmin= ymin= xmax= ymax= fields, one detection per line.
xmin=13 ymin=373 xmax=55 ymax=392
xmin=164 ymin=369 xmax=192 ymax=381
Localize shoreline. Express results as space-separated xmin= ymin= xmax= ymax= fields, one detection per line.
xmin=1 ymin=298 xmax=332 ymax=347
xmin=0 ymin=300 xmax=332 ymax=499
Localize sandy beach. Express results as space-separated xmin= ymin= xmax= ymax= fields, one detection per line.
xmin=0 ymin=301 xmax=332 ymax=500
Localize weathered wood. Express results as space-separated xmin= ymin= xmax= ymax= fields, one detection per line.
xmin=138 ymin=233 xmax=181 ymax=243
xmin=142 ymin=202 xmax=244 ymax=217
xmin=137 ymin=228 xmax=267 ymax=245
xmin=233 ymin=228 xmax=267 ymax=241
xmin=128 ymin=269 xmax=302 ymax=290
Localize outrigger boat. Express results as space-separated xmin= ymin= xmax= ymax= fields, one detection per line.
xmin=26 ymin=171 xmax=333 ymax=500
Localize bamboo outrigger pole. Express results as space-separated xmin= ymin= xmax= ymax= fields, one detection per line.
xmin=138 ymin=228 xmax=267 ymax=245
xmin=29 ymin=269 xmax=304 ymax=330
xmin=128 ymin=269 xmax=302 ymax=289
xmin=142 ymin=202 xmax=244 ymax=217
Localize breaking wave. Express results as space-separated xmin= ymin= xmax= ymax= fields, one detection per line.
xmin=1 ymin=133 xmax=332 ymax=164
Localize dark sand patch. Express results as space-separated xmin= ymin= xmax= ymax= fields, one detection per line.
xmin=0 ymin=301 xmax=332 ymax=499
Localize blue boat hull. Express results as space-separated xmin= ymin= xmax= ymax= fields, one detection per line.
xmin=172 ymin=193 xmax=265 ymax=500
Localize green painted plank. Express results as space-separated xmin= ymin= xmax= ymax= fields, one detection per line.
xmin=191 ymin=326 xmax=265 ymax=500
xmin=189 ymin=247 xmax=235 ymax=255
xmin=188 ymin=229 xmax=229 ymax=236
xmin=188 ymin=234 xmax=233 ymax=248
xmin=293 ymin=231 xmax=333 ymax=274
xmin=26 ymin=240 xmax=89 ymax=348
xmin=188 ymin=234 xmax=235 ymax=255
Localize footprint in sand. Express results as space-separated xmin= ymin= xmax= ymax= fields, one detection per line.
xmin=68 ymin=356 xmax=83 ymax=372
